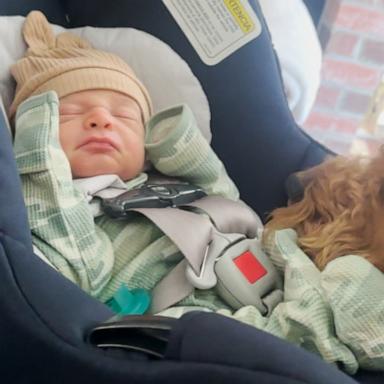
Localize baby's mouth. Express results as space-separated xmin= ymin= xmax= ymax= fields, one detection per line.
xmin=78 ymin=136 xmax=119 ymax=151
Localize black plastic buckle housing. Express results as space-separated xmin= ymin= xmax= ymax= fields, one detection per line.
xmin=87 ymin=315 xmax=176 ymax=359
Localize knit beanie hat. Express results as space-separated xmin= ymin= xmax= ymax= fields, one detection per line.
xmin=9 ymin=11 xmax=152 ymax=121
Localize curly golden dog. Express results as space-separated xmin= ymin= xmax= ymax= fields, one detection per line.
xmin=264 ymin=147 xmax=384 ymax=272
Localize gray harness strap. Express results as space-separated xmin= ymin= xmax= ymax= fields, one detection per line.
xmin=187 ymin=196 xmax=262 ymax=238
xmin=150 ymin=260 xmax=193 ymax=314
xmin=133 ymin=206 xmax=213 ymax=275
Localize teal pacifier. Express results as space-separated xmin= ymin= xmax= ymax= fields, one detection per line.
xmin=106 ymin=284 xmax=151 ymax=315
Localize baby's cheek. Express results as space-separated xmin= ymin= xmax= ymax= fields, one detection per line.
xmin=67 ymin=154 xmax=92 ymax=178
xmin=59 ymin=123 xmax=79 ymax=151
xmin=58 ymin=124 xmax=69 ymax=149
xmin=57 ymin=130 xmax=79 ymax=174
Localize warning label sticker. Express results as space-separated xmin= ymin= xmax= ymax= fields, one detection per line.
xmin=163 ymin=0 xmax=262 ymax=65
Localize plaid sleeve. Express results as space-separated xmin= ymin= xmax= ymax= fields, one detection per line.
xmin=145 ymin=104 xmax=239 ymax=200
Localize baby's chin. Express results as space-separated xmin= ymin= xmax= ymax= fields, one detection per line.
xmin=71 ymin=163 xmax=142 ymax=181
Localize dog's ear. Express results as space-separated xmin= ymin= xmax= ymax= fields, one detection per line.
xmin=285 ymin=173 xmax=305 ymax=203
xmin=285 ymin=159 xmax=333 ymax=203
xmin=285 ymin=171 xmax=318 ymax=203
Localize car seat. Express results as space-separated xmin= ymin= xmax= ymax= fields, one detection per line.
xmin=0 ymin=1 xmax=381 ymax=383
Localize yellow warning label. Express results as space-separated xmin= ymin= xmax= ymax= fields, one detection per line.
xmin=163 ymin=0 xmax=261 ymax=65
xmin=224 ymin=0 xmax=255 ymax=33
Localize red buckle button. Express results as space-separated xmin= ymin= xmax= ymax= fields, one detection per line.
xmin=234 ymin=251 xmax=267 ymax=284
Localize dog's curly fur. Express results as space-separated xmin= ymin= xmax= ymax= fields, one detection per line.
xmin=263 ymin=147 xmax=384 ymax=272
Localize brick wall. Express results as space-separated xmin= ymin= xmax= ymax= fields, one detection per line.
xmin=303 ymin=0 xmax=384 ymax=155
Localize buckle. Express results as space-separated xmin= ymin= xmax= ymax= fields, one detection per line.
xmin=214 ymin=237 xmax=283 ymax=315
xmin=185 ymin=231 xmax=245 ymax=290
xmin=87 ymin=315 xmax=176 ymax=359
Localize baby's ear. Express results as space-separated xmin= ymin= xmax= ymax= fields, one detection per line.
xmin=23 ymin=11 xmax=55 ymax=54
xmin=56 ymin=32 xmax=92 ymax=49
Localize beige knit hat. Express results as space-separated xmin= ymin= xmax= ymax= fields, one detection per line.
xmin=9 ymin=11 xmax=152 ymax=121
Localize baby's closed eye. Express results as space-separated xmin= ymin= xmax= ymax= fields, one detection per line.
xmin=59 ymin=104 xmax=83 ymax=116
xmin=112 ymin=107 xmax=140 ymax=121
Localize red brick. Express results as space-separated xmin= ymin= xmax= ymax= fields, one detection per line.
xmin=302 ymin=112 xmax=323 ymax=130
xmin=314 ymin=85 xmax=341 ymax=109
xmin=335 ymin=4 xmax=384 ymax=38
xmin=359 ymin=39 xmax=384 ymax=64
xmin=327 ymin=31 xmax=359 ymax=57
xmin=339 ymin=91 xmax=372 ymax=115
xmin=321 ymin=58 xmax=381 ymax=89
xmin=304 ymin=111 xmax=359 ymax=134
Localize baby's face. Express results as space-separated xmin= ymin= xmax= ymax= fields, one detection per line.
xmin=59 ymin=90 xmax=145 ymax=181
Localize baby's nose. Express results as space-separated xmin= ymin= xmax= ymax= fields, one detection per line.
xmin=85 ymin=110 xmax=112 ymax=129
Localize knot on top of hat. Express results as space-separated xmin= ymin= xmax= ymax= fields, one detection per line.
xmin=23 ymin=10 xmax=56 ymax=55
xmin=22 ymin=10 xmax=92 ymax=56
